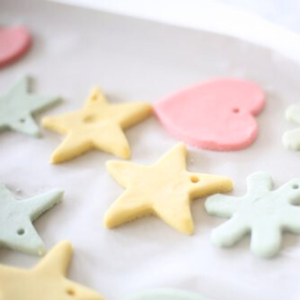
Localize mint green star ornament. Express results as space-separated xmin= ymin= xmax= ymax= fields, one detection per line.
xmin=0 ymin=183 xmax=64 ymax=255
xmin=0 ymin=77 xmax=61 ymax=137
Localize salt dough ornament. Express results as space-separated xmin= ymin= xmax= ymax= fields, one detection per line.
xmin=0 ymin=26 xmax=31 ymax=67
xmin=0 ymin=241 xmax=104 ymax=300
xmin=0 ymin=183 xmax=63 ymax=255
xmin=282 ymin=104 xmax=300 ymax=150
xmin=155 ymin=78 xmax=265 ymax=151
xmin=104 ymin=143 xmax=233 ymax=234
xmin=42 ymin=87 xmax=152 ymax=164
xmin=205 ymin=172 xmax=300 ymax=258
xmin=124 ymin=289 xmax=208 ymax=300
xmin=0 ymin=77 xmax=61 ymax=137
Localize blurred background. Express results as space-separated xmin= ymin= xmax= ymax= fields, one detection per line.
xmin=222 ymin=0 xmax=300 ymax=33
xmin=54 ymin=0 xmax=300 ymax=34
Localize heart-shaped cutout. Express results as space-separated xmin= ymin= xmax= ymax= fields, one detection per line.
xmin=0 ymin=26 xmax=31 ymax=68
xmin=155 ymin=78 xmax=265 ymax=151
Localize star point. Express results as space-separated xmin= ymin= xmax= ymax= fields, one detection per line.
xmin=104 ymin=143 xmax=233 ymax=234
xmin=0 ymin=77 xmax=61 ymax=137
xmin=42 ymin=87 xmax=152 ymax=163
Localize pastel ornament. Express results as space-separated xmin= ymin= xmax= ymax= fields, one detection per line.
xmin=282 ymin=104 xmax=300 ymax=150
xmin=42 ymin=87 xmax=152 ymax=164
xmin=124 ymin=289 xmax=208 ymax=300
xmin=0 ymin=26 xmax=31 ymax=67
xmin=0 ymin=77 xmax=61 ymax=137
xmin=205 ymin=172 xmax=300 ymax=258
xmin=104 ymin=143 xmax=233 ymax=235
xmin=0 ymin=183 xmax=63 ymax=255
xmin=155 ymin=78 xmax=265 ymax=151
xmin=0 ymin=241 xmax=104 ymax=300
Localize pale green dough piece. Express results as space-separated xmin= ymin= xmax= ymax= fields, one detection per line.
xmin=282 ymin=104 xmax=300 ymax=150
xmin=205 ymin=172 xmax=300 ymax=258
xmin=0 ymin=183 xmax=64 ymax=255
xmin=123 ymin=289 xmax=208 ymax=300
xmin=0 ymin=77 xmax=61 ymax=137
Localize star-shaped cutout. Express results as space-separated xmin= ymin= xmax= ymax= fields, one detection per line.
xmin=282 ymin=104 xmax=300 ymax=150
xmin=0 ymin=183 xmax=63 ymax=255
xmin=42 ymin=87 xmax=152 ymax=164
xmin=0 ymin=241 xmax=104 ymax=300
xmin=104 ymin=143 xmax=233 ymax=234
xmin=205 ymin=172 xmax=300 ymax=258
xmin=0 ymin=77 xmax=61 ymax=137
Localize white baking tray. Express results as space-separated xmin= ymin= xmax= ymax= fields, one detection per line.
xmin=1 ymin=0 xmax=300 ymax=299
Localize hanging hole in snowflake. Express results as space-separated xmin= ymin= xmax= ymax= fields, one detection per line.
xmin=292 ymin=184 xmax=299 ymax=189
xmin=19 ymin=118 xmax=25 ymax=123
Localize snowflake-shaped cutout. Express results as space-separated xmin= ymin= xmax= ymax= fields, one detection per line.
xmin=283 ymin=104 xmax=300 ymax=150
xmin=205 ymin=172 xmax=300 ymax=258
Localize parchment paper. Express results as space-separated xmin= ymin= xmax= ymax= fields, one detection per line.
xmin=1 ymin=0 xmax=300 ymax=299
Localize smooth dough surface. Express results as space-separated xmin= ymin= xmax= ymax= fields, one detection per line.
xmin=205 ymin=171 xmax=300 ymax=258
xmin=123 ymin=289 xmax=209 ymax=300
xmin=155 ymin=78 xmax=265 ymax=151
xmin=0 ymin=183 xmax=63 ymax=255
xmin=42 ymin=87 xmax=152 ymax=163
xmin=104 ymin=143 xmax=233 ymax=235
xmin=0 ymin=241 xmax=104 ymax=300
xmin=0 ymin=26 xmax=31 ymax=67
xmin=0 ymin=77 xmax=61 ymax=137
xmin=282 ymin=104 xmax=300 ymax=150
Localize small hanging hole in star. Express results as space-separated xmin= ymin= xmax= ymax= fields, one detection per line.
xmin=292 ymin=184 xmax=299 ymax=189
xmin=232 ymin=108 xmax=240 ymax=114
xmin=17 ymin=228 xmax=25 ymax=235
xmin=83 ymin=114 xmax=97 ymax=123
xmin=91 ymin=94 xmax=98 ymax=101
xmin=190 ymin=176 xmax=200 ymax=183
xmin=66 ymin=288 xmax=75 ymax=296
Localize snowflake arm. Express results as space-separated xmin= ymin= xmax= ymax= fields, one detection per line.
xmin=211 ymin=216 xmax=249 ymax=247
xmin=205 ymin=194 xmax=240 ymax=218
xmin=246 ymin=171 xmax=272 ymax=198
xmin=283 ymin=104 xmax=300 ymax=150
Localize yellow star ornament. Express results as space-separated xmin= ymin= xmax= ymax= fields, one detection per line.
xmin=42 ymin=87 xmax=152 ymax=164
xmin=104 ymin=143 xmax=233 ymax=235
xmin=0 ymin=241 xmax=104 ymax=300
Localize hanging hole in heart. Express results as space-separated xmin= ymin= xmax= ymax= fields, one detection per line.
xmin=232 ymin=108 xmax=240 ymax=113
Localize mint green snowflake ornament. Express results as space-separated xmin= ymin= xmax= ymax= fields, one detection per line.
xmin=205 ymin=172 xmax=300 ymax=258
xmin=0 ymin=77 xmax=61 ymax=137
xmin=282 ymin=104 xmax=300 ymax=150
